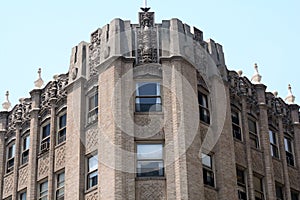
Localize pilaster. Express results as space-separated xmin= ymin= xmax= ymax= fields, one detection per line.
xmin=0 ymin=111 xmax=8 ymax=200
xmin=12 ymin=121 xmax=22 ymax=199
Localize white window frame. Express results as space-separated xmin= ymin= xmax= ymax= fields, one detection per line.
xmin=6 ymin=140 xmax=15 ymax=173
xmin=87 ymin=153 xmax=98 ymax=190
xmin=202 ymin=152 xmax=215 ymax=187
xmin=56 ymin=171 xmax=65 ymax=200
xmin=19 ymin=190 xmax=27 ymax=200
xmin=284 ymin=136 xmax=295 ymax=166
xmin=40 ymin=123 xmax=50 ymax=153
xmin=87 ymin=91 xmax=99 ymax=124
xmin=248 ymin=118 xmax=260 ymax=149
xmin=253 ymin=175 xmax=264 ymax=200
xmin=236 ymin=166 xmax=247 ymax=200
xmin=198 ymin=91 xmax=210 ymax=125
xmin=21 ymin=134 xmax=30 ymax=165
xmin=269 ymin=130 xmax=280 ymax=159
xmin=39 ymin=180 xmax=48 ymax=200
xmin=57 ymin=113 xmax=67 ymax=145
xmin=135 ymin=82 xmax=162 ymax=112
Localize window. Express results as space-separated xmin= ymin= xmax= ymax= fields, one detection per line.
xmin=291 ymin=190 xmax=299 ymax=200
xmin=56 ymin=172 xmax=65 ymax=200
xmin=19 ymin=191 xmax=27 ymax=200
xmin=21 ymin=135 xmax=30 ymax=164
xmin=198 ymin=92 xmax=210 ymax=124
xmin=135 ymin=82 xmax=162 ymax=112
xmin=39 ymin=181 xmax=48 ymax=200
xmin=275 ymin=183 xmax=283 ymax=200
xmin=269 ymin=130 xmax=279 ymax=159
xmin=237 ymin=167 xmax=247 ymax=200
xmin=232 ymin=110 xmax=242 ymax=140
xmin=284 ymin=137 xmax=295 ymax=166
xmin=253 ymin=175 xmax=264 ymax=200
xmin=202 ymin=153 xmax=214 ymax=187
xmin=57 ymin=114 xmax=67 ymax=144
xmin=87 ymin=154 xmax=98 ymax=189
xmin=6 ymin=142 xmax=15 ymax=173
xmin=137 ymin=143 xmax=164 ymax=177
xmin=41 ymin=124 xmax=50 ymax=153
xmin=248 ymin=119 xmax=259 ymax=149
xmin=87 ymin=92 xmax=98 ymax=124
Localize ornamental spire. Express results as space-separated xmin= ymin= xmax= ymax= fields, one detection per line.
xmin=2 ymin=91 xmax=11 ymax=111
xmin=251 ymin=63 xmax=262 ymax=84
xmin=285 ymin=84 xmax=295 ymax=104
xmin=141 ymin=0 xmax=150 ymax=12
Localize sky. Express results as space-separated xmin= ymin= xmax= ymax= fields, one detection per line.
xmin=0 ymin=0 xmax=300 ymax=107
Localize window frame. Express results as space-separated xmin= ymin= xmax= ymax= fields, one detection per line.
xmin=6 ymin=140 xmax=16 ymax=173
xmin=202 ymin=152 xmax=215 ymax=187
xmin=56 ymin=171 xmax=65 ymax=200
xmin=39 ymin=180 xmax=48 ymax=200
xmin=231 ymin=109 xmax=242 ymax=141
xmin=248 ymin=118 xmax=260 ymax=149
xmin=57 ymin=112 xmax=67 ymax=145
xmin=40 ymin=123 xmax=51 ymax=153
xmin=87 ymin=91 xmax=99 ymax=124
xmin=198 ymin=91 xmax=210 ymax=125
xmin=269 ymin=130 xmax=280 ymax=159
xmin=253 ymin=174 xmax=264 ymax=200
xmin=136 ymin=142 xmax=164 ymax=178
xmin=275 ymin=182 xmax=284 ymax=200
xmin=291 ymin=190 xmax=299 ymax=200
xmin=284 ymin=136 xmax=295 ymax=166
xmin=21 ymin=134 xmax=30 ymax=165
xmin=86 ymin=152 xmax=98 ymax=190
xmin=19 ymin=190 xmax=27 ymax=200
xmin=135 ymin=82 xmax=162 ymax=113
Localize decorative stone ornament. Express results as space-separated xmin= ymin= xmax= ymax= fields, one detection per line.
xmin=251 ymin=63 xmax=262 ymax=84
xmin=237 ymin=70 xmax=243 ymax=77
xmin=285 ymin=84 xmax=295 ymax=104
xmin=34 ymin=68 xmax=44 ymax=88
xmin=2 ymin=91 xmax=11 ymax=111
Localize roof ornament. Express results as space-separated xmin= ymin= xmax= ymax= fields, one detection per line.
xmin=141 ymin=0 xmax=150 ymax=12
xmin=34 ymin=68 xmax=44 ymax=89
xmin=251 ymin=63 xmax=262 ymax=84
xmin=237 ymin=70 xmax=243 ymax=77
xmin=2 ymin=91 xmax=11 ymax=111
xmin=285 ymin=84 xmax=295 ymax=104
xmin=273 ymin=91 xmax=278 ymax=98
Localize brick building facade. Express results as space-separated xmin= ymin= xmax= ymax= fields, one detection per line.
xmin=0 ymin=7 xmax=299 ymax=200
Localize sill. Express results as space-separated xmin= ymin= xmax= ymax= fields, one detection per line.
xmin=135 ymin=176 xmax=166 ymax=181
xmin=250 ymin=147 xmax=262 ymax=153
xmin=204 ymin=184 xmax=217 ymax=191
xmin=134 ymin=112 xmax=163 ymax=115
xmin=287 ymin=164 xmax=298 ymax=170
xmin=200 ymin=121 xmax=210 ymax=126
xmin=233 ymin=138 xmax=245 ymax=144
xmin=85 ymin=186 xmax=98 ymax=194
xmin=4 ymin=171 xmax=14 ymax=177
xmin=55 ymin=141 xmax=66 ymax=149
xmin=272 ymin=157 xmax=281 ymax=162
xmin=38 ymin=151 xmax=50 ymax=158
xmin=19 ymin=163 xmax=29 ymax=170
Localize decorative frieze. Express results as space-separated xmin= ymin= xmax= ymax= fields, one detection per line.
xmin=55 ymin=145 xmax=66 ymax=171
xmin=89 ymin=29 xmax=102 ymax=77
xmin=18 ymin=166 xmax=29 ymax=190
xmin=38 ymin=154 xmax=50 ymax=180
xmin=136 ymin=179 xmax=166 ymax=200
xmin=3 ymin=174 xmax=14 ymax=198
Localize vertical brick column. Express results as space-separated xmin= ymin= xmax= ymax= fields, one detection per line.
xmin=12 ymin=121 xmax=22 ymax=199
xmin=0 ymin=111 xmax=8 ymax=200
xmin=278 ymin=115 xmax=292 ymax=200
xmin=48 ymin=99 xmax=57 ymax=200
xmin=255 ymin=84 xmax=276 ymax=200
xmin=240 ymin=95 xmax=255 ymax=200
xmin=27 ymin=89 xmax=41 ymax=200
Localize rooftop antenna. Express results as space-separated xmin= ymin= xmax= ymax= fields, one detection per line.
xmin=141 ymin=0 xmax=150 ymax=12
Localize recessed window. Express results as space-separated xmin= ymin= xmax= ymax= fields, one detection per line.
xmin=41 ymin=124 xmax=50 ymax=153
xmin=198 ymin=92 xmax=210 ymax=124
xmin=135 ymin=82 xmax=162 ymax=112
xmin=202 ymin=153 xmax=214 ymax=187
xmin=87 ymin=154 xmax=98 ymax=189
xmin=56 ymin=172 xmax=65 ymax=200
xmin=137 ymin=143 xmax=164 ymax=177
xmin=236 ymin=167 xmax=247 ymax=200
xmin=253 ymin=175 xmax=264 ymax=200
xmin=269 ymin=130 xmax=279 ymax=159
xmin=248 ymin=119 xmax=259 ymax=149
xmin=275 ymin=183 xmax=283 ymax=200
xmin=6 ymin=142 xmax=15 ymax=173
xmin=232 ymin=110 xmax=242 ymax=140
xmin=19 ymin=190 xmax=27 ymax=200
xmin=88 ymin=92 xmax=99 ymax=124
xmin=57 ymin=114 xmax=67 ymax=144
xmin=39 ymin=180 xmax=48 ymax=200
xmin=291 ymin=190 xmax=299 ymax=200
xmin=284 ymin=137 xmax=295 ymax=166
xmin=21 ymin=135 xmax=30 ymax=165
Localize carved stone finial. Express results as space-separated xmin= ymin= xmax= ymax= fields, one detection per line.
xmin=34 ymin=68 xmax=44 ymax=88
xmin=251 ymin=63 xmax=262 ymax=84
xmin=2 ymin=91 xmax=11 ymax=111
xmin=285 ymin=84 xmax=295 ymax=104
xmin=237 ymin=70 xmax=243 ymax=77
xmin=273 ymin=91 xmax=278 ymax=98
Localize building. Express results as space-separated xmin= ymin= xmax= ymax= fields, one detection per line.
xmin=0 ymin=6 xmax=300 ymax=200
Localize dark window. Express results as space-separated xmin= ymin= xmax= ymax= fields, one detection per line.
xmin=87 ymin=154 xmax=98 ymax=189
xmin=137 ymin=143 xmax=164 ymax=177
xmin=57 ymin=114 xmax=67 ymax=144
xmin=253 ymin=175 xmax=264 ymax=200
xmin=6 ymin=142 xmax=15 ymax=173
xmin=56 ymin=172 xmax=65 ymax=200
xmin=284 ymin=137 xmax=295 ymax=166
xmin=21 ymin=135 xmax=30 ymax=164
xmin=269 ymin=130 xmax=279 ymax=159
xmin=88 ymin=93 xmax=99 ymax=124
xmin=202 ymin=153 xmax=214 ymax=187
xmin=275 ymin=183 xmax=283 ymax=200
xmin=39 ymin=181 xmax=48 ymax=200
xmin=20 ymin=191 xmax=27 ymax=200
xmin=248 ymin=119 xmax=259 ymax=149
xmin=291 ymin=191 xmax=299 ymax=200
xmin=232 ymin=110 xmax=242 ymax=140
xmin=41 ymin=124 xmax=50 ymax=153
xmin=135 ymin=82 xmax=162 ymax=112
xmin=237 ymin=167 xmax=247 ymax=200
xmin=198 ymin=92 xmax=210 ymax=124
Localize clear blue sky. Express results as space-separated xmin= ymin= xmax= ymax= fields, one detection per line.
xmin=1 ymin=0 xmax=299 ymax=107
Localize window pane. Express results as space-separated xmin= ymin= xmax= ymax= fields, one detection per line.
xmin=8 ymin=144 xmax=15 ymax=158
xmin=248 ymin=119 xmax=257 ymax=134
xmin=23 ymin=136 xmax=30 ymax=150
xmin=275 ymin=184 xmax=283 ymax=199
xmin=137 ymin=161 xmax=164 ymax=177
xmin=202 ymin=153 xmax=212 ymax=168
xmin=20 ymin=192 xmax=26 ymax=200
xmin=198 ymin=92 xmax=208 ymax=108
xmin=137 ymin=144 xmax=163 ymax=160
xmin=42 ymin=124 xmax=50 ymax=139
xmin=88 ymin=170 xmax=98 ymax=188
xmin=284 ymin=138 xmax=292 ymax=152
xmin=236 ymin=168 xmax=245 ymax=185
xmin=137 ymin=83 xmax=159 ymax=96
xmin=292 ymin=191 xmax=299 ymax=200
xmin=88 ymin=155 xmax=98 ymax=172
xmin=59 ymin=114 xmax=67 ymax=128
xmin=231 ymin=111 xmax=239 ymax=125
